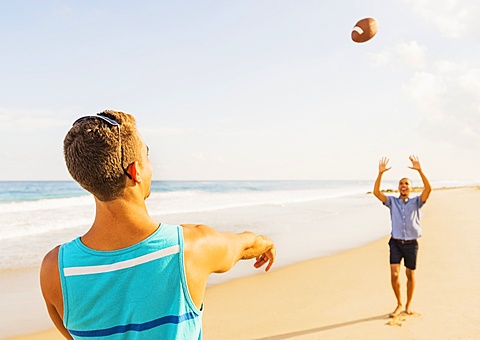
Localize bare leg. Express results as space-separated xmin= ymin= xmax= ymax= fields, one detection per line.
xmin=389 ymin=264 xmax=402 ymax=317
xmin=405 ymin=268 xmax=416 ymax=314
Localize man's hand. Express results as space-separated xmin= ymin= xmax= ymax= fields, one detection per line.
xmin=408 ymin=155 xmax=422 ymax=172
xmin=379 ymin=157 xmax=391 ymax=174
xmin=242 ymin=235 xmax=276 ymax=272
xmin=253 ymin=246 xmax=276 ymax=272
xmin=374 ymin=157 xmax=390 ymax=203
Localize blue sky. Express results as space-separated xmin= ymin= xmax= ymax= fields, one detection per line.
xmin=1 ymin=0 xmax=479 ymax=182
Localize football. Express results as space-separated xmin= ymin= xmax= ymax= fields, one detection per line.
xmin=351 ymin=17 xmax=378 ymax=43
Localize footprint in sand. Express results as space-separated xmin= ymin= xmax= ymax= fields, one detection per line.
xmin=386 ymin=312 xmax=421 ymax=327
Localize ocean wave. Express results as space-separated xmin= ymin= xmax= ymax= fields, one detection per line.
xmin=145 ymin=186 xmax=372 ymax=216
xmin=0 ymin=195 xmax=93 ymax=213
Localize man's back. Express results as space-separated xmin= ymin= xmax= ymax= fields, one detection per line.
xmin=59 ymin=224 xmax=202 ymax=339
xmin=40 ymin=111 xmax=275 ymax=338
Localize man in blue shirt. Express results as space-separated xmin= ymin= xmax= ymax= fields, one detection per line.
xmin=373 ymin=155 xmax=431 ymax=317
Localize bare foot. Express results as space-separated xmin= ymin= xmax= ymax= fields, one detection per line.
xmin=404 ymin=303 xmax=414 ymax=315
xmin=389 ymin=305 xmax=403 ymax=317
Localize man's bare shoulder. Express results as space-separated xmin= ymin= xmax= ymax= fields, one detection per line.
xmin=42 ymin=246 xmax=60 ymax=269
xmin=180 ymin=224 xmax=228 ymax=256
xmin=40 ymin=245 xmax=62 ymax=304
xmin=181 ymin=224 xmax=217 ymax=238
xmin=40 ymin=246 xmax=61 ymax=287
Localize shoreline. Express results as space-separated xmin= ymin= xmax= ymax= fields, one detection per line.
xmin=7 ymin=186 xmax=480 ymax=339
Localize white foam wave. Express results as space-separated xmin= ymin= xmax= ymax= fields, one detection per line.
xmin=0 ymin=196 xmax=94 ymax=241
xmin=0 ymin=195 xmax=93 ymax=213
xmin=145 ymin=186 xmax=372 ymax=216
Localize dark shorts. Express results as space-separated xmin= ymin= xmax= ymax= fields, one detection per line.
xmin=388 ymin=238 xmax=419 ymax=270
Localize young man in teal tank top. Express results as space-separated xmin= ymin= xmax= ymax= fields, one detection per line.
xmin=373 ymin=155 xmax=431 ymax=318
xmin=40 ymin=110 xmax=276 ymax=339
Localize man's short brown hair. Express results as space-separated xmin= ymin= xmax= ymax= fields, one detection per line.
xmin=64 ymin=110 xmax=140 ymax=201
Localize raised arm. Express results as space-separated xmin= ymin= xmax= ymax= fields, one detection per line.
xmin=373 ymin=157 xmax=391 ymax=203
xmin=408 ymin=155 xmax=431 ymax=203
xmin=182 ymin=224 xmax=276 ymax=308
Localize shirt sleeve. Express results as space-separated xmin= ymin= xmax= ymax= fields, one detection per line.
xmin=383 ymin=195 xmax=392 ymax=208
xmin=416 ymin=195 xmax=425 ymax=208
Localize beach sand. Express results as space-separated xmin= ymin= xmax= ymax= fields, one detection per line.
xmin=7 ymin=187 xmax=480 ymax=339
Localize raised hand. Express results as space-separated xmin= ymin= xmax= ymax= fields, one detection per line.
xmin=379 ymin=157 xmax=391 ymax=174
xmin=408 ymin=155 xmax=422 ymax=172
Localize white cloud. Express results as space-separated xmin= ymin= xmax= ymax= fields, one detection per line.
xmin=434 ymin=60 xmax=466 ymax=73
xmin=395 ymin=41 xmax=428 ymax=70
xmin=370 ymin=31 xmax=479 ymax=150
xmin=370 ymin=41 xmax=427 ymax=70
xmin=458 ymin=68 xmax=480 ymax=94
xmin=402 ymin=0 xmax=480 ymax=39
xmin=404 ymin=63 xmax=480 ymax=147
xmin=404 ymin=71 xmax=446 ymax=119
xmin=0 ymin=109 xmax=66 ymax=132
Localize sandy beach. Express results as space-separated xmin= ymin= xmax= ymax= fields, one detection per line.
xmin=7 ymin=187 xmax=480 ymax=339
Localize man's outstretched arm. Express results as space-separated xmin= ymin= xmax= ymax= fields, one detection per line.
xmin=409 ymin=155 xmax=432 ymax=203
xmin=183 ymin=224 xmax=275 ymax=274
xmin=182 ymin=224 xmax=276 ymax=309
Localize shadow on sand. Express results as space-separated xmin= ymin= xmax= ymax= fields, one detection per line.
xmin=255 ymin=314 xmax=390 ymax=340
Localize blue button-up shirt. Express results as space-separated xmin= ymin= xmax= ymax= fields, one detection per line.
xmin=384 ymin=195 xmax=425 ymax=240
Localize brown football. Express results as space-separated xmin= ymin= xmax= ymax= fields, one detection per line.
xmin=351 ymin=17 xmax=378 ymax=43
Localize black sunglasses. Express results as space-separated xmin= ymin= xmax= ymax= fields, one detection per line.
xmin=73 ymin=114 xmax=133 ymax=180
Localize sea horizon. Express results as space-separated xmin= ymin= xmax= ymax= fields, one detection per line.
xmin=1 ymin=178 xmax=477 ymax=203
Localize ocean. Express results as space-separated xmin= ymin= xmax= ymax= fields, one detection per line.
xmin=0 ymin=179 xmax=474 ymax=283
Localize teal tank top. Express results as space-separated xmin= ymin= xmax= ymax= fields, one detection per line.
xmin=58 ymin=223 xmax=203 ymax=339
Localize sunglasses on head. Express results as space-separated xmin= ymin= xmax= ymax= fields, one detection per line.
xmin=73 ymin=114 xmax=133 ymax=180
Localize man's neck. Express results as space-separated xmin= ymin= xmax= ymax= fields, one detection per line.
xmin=81 ymin=197 xmax=159 ymax=251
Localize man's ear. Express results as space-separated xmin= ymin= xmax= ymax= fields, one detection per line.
xmin=128 ymin=161 xmax=141 ymax=184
